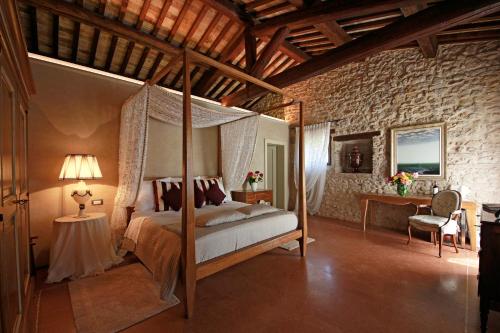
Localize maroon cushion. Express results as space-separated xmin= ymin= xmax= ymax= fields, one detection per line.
xmin=162 ymin=182 xmax=182 ymax=211
xmin=194 ymin=180 xmax=205 ymax=209
xmin=205 ymin=181 xmax=226 ymax=206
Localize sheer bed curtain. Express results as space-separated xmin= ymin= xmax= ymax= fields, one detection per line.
xmin=111 ymin=85 xmax=257 ymax=237
xmin=221 ymin=117 xmax=258 ymax=200
xmin=294 ymin=122 xmax=331 ymax=215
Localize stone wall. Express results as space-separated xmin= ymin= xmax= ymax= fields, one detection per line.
xmin=254 ymin=41 xmax=500 ymax=230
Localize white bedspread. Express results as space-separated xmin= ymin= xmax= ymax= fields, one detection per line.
xmin=126 ymin=202 xmax=298 ymax=263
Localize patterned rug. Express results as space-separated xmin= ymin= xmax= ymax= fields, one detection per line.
xmin=279 ymin=237 xmax=315 ymax=251
xmin=68 ymin=263 xmax=179 ymax=333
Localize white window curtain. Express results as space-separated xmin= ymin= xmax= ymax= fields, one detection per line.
xmin=221 ymin=117 xmax=258 ymax=201
xmin=110 ymin=85 xmax=257 ymax=236
xmin=294 ymin=122 xmax=331 ymax=215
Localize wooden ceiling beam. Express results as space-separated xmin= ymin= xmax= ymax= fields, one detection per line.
xmin=278 ymin=40 xmax=311 ymax=62
xmin=251 ymin=26 xmax=289 ymax=78
xmin=256 ymin=3 xmax=295 ymax=19
xmin=192 ymin=26 xmax=245 ymax=95
xmin=89 ymin=0 xmax=107 ymax=66
xmin=244 ymin=27 xmax=257 ymax=72
xmin=20 ymin=0 xmax=182 ymax=56
xmin=105 ymin=0 xmax=128 ymax=70
xmin=28 ymin=6 xmax=38 ymax=53
xmin=314 ymin=21 xmax=352 ymax=46
xmin=401 ymin=4 xmax=437 ymax=58
xmin=252 ymin=0 xmax=428 ymax=36
xmin=223 ymin=0 xmax=500 ymax=106
xmin=138 ymin=0 xmax=173 ymax=78
xmin=52 ymin=14 xmax=58 ymax=57
xmin=71 ymin=0 xmax=84 ymax=62
xmin=197 ymin=0 xmax=248 ymax=24
xmin=120 ymin=0 xmax=152 ymax=74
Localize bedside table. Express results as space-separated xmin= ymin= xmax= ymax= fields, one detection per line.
xmin=47 ymin=212 xmax=123 ymax=283
xmin=232 ymin=190 xmax=273 ymax=205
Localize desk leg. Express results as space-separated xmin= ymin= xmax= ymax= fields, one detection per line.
xmin=360 ymin=199 xmax=369 ymax=232
xmin=465 ymin=207 xmax=477 ymax=251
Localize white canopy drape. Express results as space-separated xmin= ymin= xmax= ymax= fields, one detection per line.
xmin=110 ymin=85 xmax=258 ymax=234
xmin=221 ymin=117 xmax=258 ymax=201
xmin=294 ymin=122 xmax=331 ymax=215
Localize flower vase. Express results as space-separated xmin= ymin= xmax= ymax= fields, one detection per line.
xmin=397 ymin=184 xmax=409 ymax=197
xmin=250 ymin=182 xmax=258 ymax=192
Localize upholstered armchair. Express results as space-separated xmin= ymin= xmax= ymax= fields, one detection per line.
xmin=407 ymin=190 xmax=462 ymax=257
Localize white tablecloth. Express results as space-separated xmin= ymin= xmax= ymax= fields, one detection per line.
xmin=47 ymin=212 xmax=123 ymax=283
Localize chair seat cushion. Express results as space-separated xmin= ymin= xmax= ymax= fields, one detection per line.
xmin=409 ymin=215 xmax=449 ymax=231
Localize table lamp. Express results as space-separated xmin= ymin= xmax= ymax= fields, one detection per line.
xmin=59 ymin=154 xmax=102 ymax=218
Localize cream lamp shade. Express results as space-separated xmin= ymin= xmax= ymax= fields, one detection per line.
xmin=59 ymin=154 xmax=103 ymax=180
xmin=59 ymin=154 xmax=102 ymax=218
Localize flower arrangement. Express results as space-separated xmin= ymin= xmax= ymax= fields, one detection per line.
xmin=386 ymin=171 xmax=418 ymax=196
xmin=247 ymin=171 xmax=264 ymax=184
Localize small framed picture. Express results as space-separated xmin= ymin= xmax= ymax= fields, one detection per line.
xmin=390 ymin=122 xmax=446 ymax=179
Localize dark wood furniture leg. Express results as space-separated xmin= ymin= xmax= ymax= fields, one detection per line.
xmin=480 ymin=297 xmax=489 ymax=333
xmin=438 ymin=231 xmax=443 ymax=258
xmin=407 ymin=225 xmax=411 ymax=245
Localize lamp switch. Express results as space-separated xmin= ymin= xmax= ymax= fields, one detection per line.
xmin=91 ymin=199 xmax=103 ymax=205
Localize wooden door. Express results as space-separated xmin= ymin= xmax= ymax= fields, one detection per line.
xmin=0 ymin=50 xmax=29 ymax=333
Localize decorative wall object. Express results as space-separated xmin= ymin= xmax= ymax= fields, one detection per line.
xmin=390 ymin=122 xmax=446 ymax=180
xmin=331 ymin=131 xmax=379 ymax=174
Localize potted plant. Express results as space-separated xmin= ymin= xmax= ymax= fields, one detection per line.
xmin=246 ymin=171 xmax=263 ymax=192
xmin=386 ymin=171 xmax=418 ymax=196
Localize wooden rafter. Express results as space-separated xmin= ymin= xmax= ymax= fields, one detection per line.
xmin=401 ymin=4 xmax=438 ymax=57
xmin=192 ymin=26 xmax=245 ymax=95
xmin=120 ymin=0 xmax=152 ymax=74
xmin=52 ymin=14 xmax=58 ymax=57
xmin=88 ymin=0 xmax=107 ymax=66
xmin=71 ymin=0 xmax=84 ymax=62
xmin=223 ymin=0 xmax=500 ymax=106
xmin=252 ymin=0 xmax=428 ymax=36
xmin=105 ymin=0 xmax=129 ymax=70
xmin=28 ymin=6 xmax=38 ymax=52
xmin=251 ymin=26 xmax=289 ymax=78
xmin=315 ymin=21 xmax=352 ymax=46
xmin=244 ymin=27 xmax=257 ymax=72
xmin=21 ymin=0 xmax=181 ymax=56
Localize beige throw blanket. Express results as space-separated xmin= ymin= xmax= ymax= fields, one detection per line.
xmin=121 ymin=221 xmax=181 ymax=302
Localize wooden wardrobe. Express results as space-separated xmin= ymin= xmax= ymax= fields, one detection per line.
xmin=0 ymin=0 xmax=35 ymax=332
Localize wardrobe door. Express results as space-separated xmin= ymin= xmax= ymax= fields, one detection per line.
xmin=0 ymin=52 xmax=23 ymax=333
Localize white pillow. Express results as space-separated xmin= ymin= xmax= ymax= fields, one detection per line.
xmin=236 ymin=204 xmax=278 ymax=218
xmin=135 ymin=180 xmax=157 ymax=212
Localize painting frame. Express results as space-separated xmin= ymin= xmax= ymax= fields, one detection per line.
xmin=390 ymin=122 xmax=446 ymax=180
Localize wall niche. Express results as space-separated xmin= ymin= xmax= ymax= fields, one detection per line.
xmin=329 ymin=131 xmax=380 ymax=174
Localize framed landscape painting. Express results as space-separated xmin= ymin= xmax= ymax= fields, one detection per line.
xmin=390 ymin=122 xmax=446 ymax=179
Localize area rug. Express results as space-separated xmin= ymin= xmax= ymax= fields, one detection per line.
xmin=279 ymin=237 xmax=315 ymax=251
xmin=68 ymin=263 xmax=179 ymax=333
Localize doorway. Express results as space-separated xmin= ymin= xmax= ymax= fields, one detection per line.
xmin=265 ymin=140 xmax=287 ymax=209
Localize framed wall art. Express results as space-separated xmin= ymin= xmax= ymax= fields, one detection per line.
xmin=390 ymin=122 xmax=446 ymax=179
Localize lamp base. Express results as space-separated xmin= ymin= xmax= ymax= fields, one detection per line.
xmin=73 ymin=204 xmax=89 ymax=218
xmin=71 ymin=180 xmax=92 ymax=218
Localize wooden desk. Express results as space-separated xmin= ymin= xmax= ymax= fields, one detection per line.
xmin=359 ymin=193 xmax=478 ymax=251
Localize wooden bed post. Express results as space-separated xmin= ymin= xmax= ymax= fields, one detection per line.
xmin=182 ymin=50 xmax=196 ymax=319
xmin=298 ymin=101 xmax=307 ymax=257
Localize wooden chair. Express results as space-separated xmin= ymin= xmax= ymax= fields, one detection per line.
xmin=407 ymin=190 xmax=462 ymax=257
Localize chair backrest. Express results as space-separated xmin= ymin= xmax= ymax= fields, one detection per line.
xmin=431 ymin=190 xmax=462 ymax=217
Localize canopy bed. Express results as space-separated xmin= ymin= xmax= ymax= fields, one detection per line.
xmin=110 ymin=49 xmax=307 ymax=318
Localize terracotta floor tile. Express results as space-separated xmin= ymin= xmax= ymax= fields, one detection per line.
xmin=34 ymin=217 xmax=500 ymax=332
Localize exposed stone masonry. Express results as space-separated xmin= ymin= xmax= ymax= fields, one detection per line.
xmin=254 ymin=41 xmax=500 ymax=229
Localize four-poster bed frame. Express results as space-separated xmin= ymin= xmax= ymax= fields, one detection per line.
xmin=144 ymin=48 xmax=307 ymax=318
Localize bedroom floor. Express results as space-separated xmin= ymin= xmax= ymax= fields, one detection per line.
xmin=34 ymin=217 xmax=499 ymax=333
